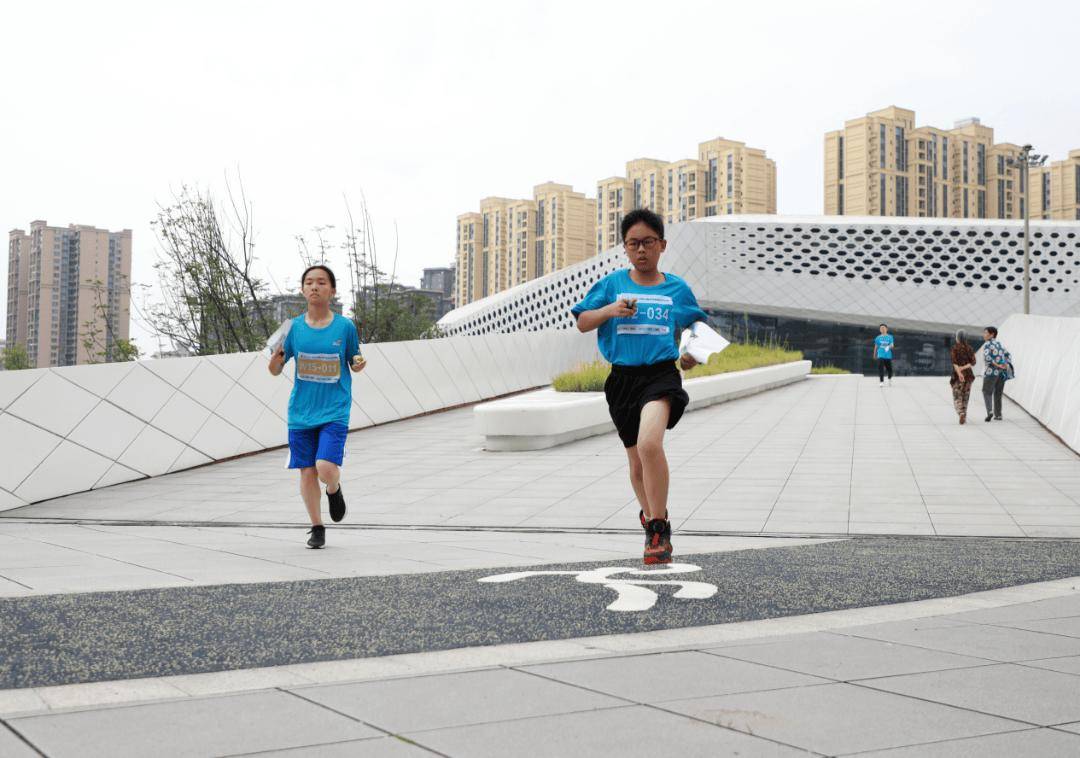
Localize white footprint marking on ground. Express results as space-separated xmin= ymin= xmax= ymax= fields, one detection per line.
xmin=478 ymin=563 xmax=718 ymax=612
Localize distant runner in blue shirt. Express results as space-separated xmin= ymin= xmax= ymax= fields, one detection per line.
xmin=268 ymin=264 xmax=366 ymax=549
xmin=572 ymin=209 xmax=708 ymax=566
xmin=873 ymin=324 xmax=895 ymax=386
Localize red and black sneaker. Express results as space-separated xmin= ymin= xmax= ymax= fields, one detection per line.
xmin=644 ymin=519 xmax=672 ymax=565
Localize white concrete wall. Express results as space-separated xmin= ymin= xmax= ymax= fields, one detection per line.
xmin=0 ymin=330 xmax=599 ymax=510
xmin=1002 ymin=314 xmax=1080 ymax=453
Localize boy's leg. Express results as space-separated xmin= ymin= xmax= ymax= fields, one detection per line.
xmin=625 ymin=446 xmax=651 ymax=523
xmin=299 ymin=467 xmax=322 ymax=525
xmin=637 ymin=399 xmax=671 ymax=521
xmin=886 ymin=360 xmax=893 ymax=380
xmin=993 ymin=375 xmax=1005 ymax=418
xmin=878 ymin=360 xmax=884 ymax=383
xmin=316 ymin=460 xmax=341 ymax=493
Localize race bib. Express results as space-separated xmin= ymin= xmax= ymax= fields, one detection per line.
xmin=296 ymin=352 xmax=340 ymax=383
xmin=615 ymin=292 xmax=673 ymax=336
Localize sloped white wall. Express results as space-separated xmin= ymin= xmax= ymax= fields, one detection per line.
xmin=0 ymin=330 xmax=599 ymax=510
xmin=1002 ymin=314 xmax=1080 ymax=453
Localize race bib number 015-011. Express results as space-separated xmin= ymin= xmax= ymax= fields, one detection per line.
xmin=296 ymin=352 xmax=341 ymax=383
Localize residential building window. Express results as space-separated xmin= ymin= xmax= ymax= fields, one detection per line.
xmin=726 ymin=155 xmax=733 ymax=197
xmin=1043 ymin=173 xmax=1051 ymax=211
xmin=707 ymin=158 xmax=717 ymax=202
xmin=997 ymin=155 xmax=1005 ymax=175
xmin=895 ymin=126 xmax=906 ymax=170
xmin=880 ymin=175 xmax=886 ymax=215
xmin=963 ymin=188 xmax=969 ymax=218
xmin=534 ymin=240 xmax=544 ymax=277
xmin=838 ymin=184 xmax=844 ymax=215
xmin=963 ymin=142 xmax=969 ymax=184
xmin=977 ymin=189 xmax=986 ymax=218
xmin=942 ymin=138 xmax=948 ymax=180
xmin=838 ymin=135 xmax=844 ymax=177
xmin=977 ymin=144 xmax=986 ymax=186
xmin=896 ymin=175 xmax=908 ymax=216
xmin=879 ymin=124 xmax=886 ymax=167
xmin=633 ymin=180 xmax=641 ymax=209
xmin=998 ymin=179 xmax=1005 ymax=217
xmin=537 ymin=200 xmax=545 ymax=235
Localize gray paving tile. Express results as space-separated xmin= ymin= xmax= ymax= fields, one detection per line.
xmin=999 ymin=615 xmax=1080 ymax=638
xmin=225 ymin=736 xmax=437 ymax=757
xmin=0 ymin=724 xmax=39 ymax=758
xmin=861 ymin=663 xmax=1080 ymax=725
xmin=407 ymin=704 xmax=807 ymax=758
xmin=660 ymin=682 xmax=1024 ymax=755
xmin=706 ymin=632 xmax=990 ymax=680
xmin=9 ymin=690 xmax=377 ymax=758
xmin=1023 ymin=655 xmax=1080 ymax=676
xmin=841 ymin=618 xmax=1080 ymax=661
xmin=293 ymin=668 xmax=624 ymax=733
xmin=521 ymin=650 xmax=825 ymax=703
xmin=945 ymin=594 xmax=1080 ymax=625
xmin=844 ymin=727 xmax=1080 ymax=756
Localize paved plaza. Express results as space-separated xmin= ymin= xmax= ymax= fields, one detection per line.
xmin=4 ymin=375 xmax=1080 ymax=756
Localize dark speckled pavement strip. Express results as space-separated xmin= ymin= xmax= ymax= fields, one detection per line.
xmin=4 ymin=537 xmax=1080 ymax=690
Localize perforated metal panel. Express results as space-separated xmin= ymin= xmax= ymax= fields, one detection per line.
xmin=439 ymin=215 xmax=1080 ymax=335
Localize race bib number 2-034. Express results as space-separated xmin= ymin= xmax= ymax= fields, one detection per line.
xmin=296 ymin=352 xmax=341 ymax=383
xmin=615 ymin=293 xmax=673 ymax=336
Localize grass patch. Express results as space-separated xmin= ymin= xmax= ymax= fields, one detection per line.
xmin=552 ymin=342 xmax=804 ymax=392
xmin=810 ymin=364 xmax=850 ymax=375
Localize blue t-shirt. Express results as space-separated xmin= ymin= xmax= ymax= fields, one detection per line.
xmin=571 ymin=270 xmax=708 ymax=367
xmin=282 ymin=314 xmax=360 ymax=430
xmin=875 ymin=334 xmax=895 ymax=359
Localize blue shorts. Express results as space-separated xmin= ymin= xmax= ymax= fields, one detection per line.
xmin=287 ymin=422 xmax=348 ymax=469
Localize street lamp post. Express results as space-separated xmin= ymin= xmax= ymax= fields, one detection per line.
xmin=1007 ymin=144 xmax=1048 ymax=315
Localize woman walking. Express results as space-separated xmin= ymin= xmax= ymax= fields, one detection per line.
xmin=949 ymin=330 xmax=977 ymax=424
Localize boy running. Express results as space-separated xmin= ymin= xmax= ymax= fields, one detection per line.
xmin=874 ymin=323 xmax=895 ymax=386
xmin=268 ymin=264 xmax=365 ymax=548
xmin=572 ymin=209 xmax=707 ymax=565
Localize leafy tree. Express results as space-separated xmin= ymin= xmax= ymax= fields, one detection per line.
xmin=79 ymin=277 xmax=140 ymax=363
xmin=2 ymin=343 xmax=30 ymax=370
xmin=144 ymin=175 xmax=276 ymax=355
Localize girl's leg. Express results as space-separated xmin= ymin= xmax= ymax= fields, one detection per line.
xmin=625 ymin=446 xmax=650 ymax=517
xmin=316 ymin=459 xmax=341 ymax=494
xmin=300 ymin=467 xmax=322 ymax=525
xmin=637 ymin=399 xmax=671 ymax=521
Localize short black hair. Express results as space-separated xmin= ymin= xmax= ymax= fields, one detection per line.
xmin=985 ymin=326 xmax=998 ymax=338
xmin=879 ymin=323 xmax=888 ymax=328
xmin=621 ymin=208 xmax=664 ymax=241
xmin=301 ymin=264 xmax=336 ymax=290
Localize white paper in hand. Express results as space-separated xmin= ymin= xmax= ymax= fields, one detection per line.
xmin=679 ymin=321 xmax=730 ymax=364
xmin=265 ymin=319 xmax=293 ymax=356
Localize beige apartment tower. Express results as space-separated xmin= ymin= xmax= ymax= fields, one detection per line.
xmin=596 ymin=138 xmax=777 ymax=254
xmin=825 ymin=106 xmax=1028 ymax=219
xmin=455 ymin=184 xmax=596 ymax=307
xmin=6 ymin=221 xmax=132 ymax=368
xmin=1030 ymin=149 xmax=1080 ymax=220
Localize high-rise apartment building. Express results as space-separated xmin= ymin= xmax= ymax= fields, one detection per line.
xmin=6 ymin=221 xmax=132 ymax=368
xmin=596 ymin=138 xmax=777 ymax=251
xmin=1030 ymin=149 xmax=1080 ymax=220
xmin=455 ymin=183 xmax=595 ymax=307
xmin=825 ymin=106 xmax=1028 ymax=219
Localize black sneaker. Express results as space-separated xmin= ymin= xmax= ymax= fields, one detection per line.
xmin=328 ymin=484 xmax=346 ymax=523
xmin=639 ymin=510 xmax=647 ymax=530
xmin=985 ymin=414 xmax=993 ymax=422
xmin=994 ymin=416 xmax=1003 ymax=421
xmin=307 ymin=524 xmax=326 ymax=549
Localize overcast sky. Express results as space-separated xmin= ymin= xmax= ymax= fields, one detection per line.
xmin=2 ymin=0 xmax=1078 ymax=350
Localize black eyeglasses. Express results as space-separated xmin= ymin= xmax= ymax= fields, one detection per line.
xmin=624 ymin=237 xmax=661 ymax=252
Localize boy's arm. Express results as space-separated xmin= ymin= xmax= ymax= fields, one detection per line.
xmin=268 ymin=346 xmax=286 ymax=376
xmin=576 ymin=301 xmax=635 ymax=333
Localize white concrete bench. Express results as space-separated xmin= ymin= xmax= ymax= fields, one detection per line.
xmin=475 ymin=360 xmax=812 ymax=451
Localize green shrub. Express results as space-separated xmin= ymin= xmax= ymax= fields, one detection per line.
xmin=810 ymin=364 xmax=850 ymax=375
xmin=552 ymin=341 xmax=803 ymax=392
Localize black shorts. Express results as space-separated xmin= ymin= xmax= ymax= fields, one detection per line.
xmin=604 ymin=361 xmax=690 ymax=448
